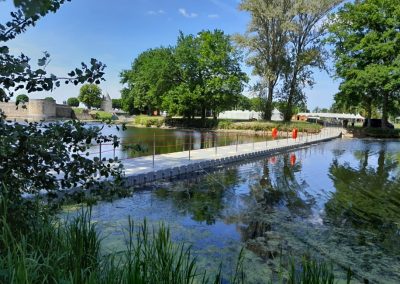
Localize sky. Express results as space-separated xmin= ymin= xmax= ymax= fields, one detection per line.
xmin=1 ymin=0 xmax=339 ymax=110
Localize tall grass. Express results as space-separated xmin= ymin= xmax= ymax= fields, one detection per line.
xmin=0 ymin=194 xmax=352 ymax=283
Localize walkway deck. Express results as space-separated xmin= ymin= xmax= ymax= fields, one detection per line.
xmin=122 ymin=127 xmax=342 ymax=186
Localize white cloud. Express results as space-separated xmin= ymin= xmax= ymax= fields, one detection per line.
xmin=147 ymin=9 xmax=165 ymax=16
xmin=178 ymin=8 xmax=198 ymax=18
xmin=208 ymin=14 xmax=219 ymax=18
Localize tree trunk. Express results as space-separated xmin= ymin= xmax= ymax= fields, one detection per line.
xmin=283 ymin=75 xmax=297 ymax=122
xmin=201 ymin=106 xmax=206 ymax=120
xmin=264 ymin=84 xmax=274 ymax=121
xmin=381 ymin=93 xmax=388 ymax=128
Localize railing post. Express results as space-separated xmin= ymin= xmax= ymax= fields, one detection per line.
xmin=236 ymin=133 xmax=239 ymax=152
xmin=215 ymin=133 xmax=217 ymax=156
xmin=99 ymin=142 xmax=102 ymax=161
xmin=189 ymin=134 xmax=191 ymax=161
xmin=113 ymin=147 xmax=115 ymax=160
xmin=153 ymin=132 xmax=155 ymax=168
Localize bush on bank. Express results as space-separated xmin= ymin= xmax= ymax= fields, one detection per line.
xmin=132 ymin=116 xmax=323 ymax=133
xmin=134 ymin=115 xmax=165 ymax=127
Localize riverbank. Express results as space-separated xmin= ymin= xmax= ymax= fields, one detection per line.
xmin=345 ymin=126 xmax=400 ymax=138
xmin=127 ymin=115 xmax=323 ymax=134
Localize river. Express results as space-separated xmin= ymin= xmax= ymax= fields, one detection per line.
xmin=65 ymin=138 xmax=400 ymax=283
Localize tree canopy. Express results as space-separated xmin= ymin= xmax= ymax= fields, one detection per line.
xmin=78 ymin=84 xmax=102 ymax=109
xmin=328 ymin=0 xmax=400 ymax=126
xmin=120 ymin=47 xmax=177 ymax=115
xmin=67 ymin=97 xmax=79 ymax=107
xmin=236 ymin=0 xmax=342 ymax=121
xmin=121 ymin=30 xmax=248 ymax=119
xmin=16 ymin=94 xmax=29 ymax=104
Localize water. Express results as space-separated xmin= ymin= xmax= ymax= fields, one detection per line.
xmin=87 ymin=123 xmax=270 ymax=159
xmin=65 ymin=138 xmax=400 ymax=283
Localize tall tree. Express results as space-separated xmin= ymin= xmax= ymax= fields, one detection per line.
xmin=78 ymin=84 xmax=102 ymax=109
xmin=120 ymin=47 xmax=177 ymax=115
xmin=235 ymin=0 xmax=290 ymax=120
xmin=328 ymin=0 xmax=400 ymax=127
xmin=280 ymin=0 xmax=342 ymax=121
xmin=163 ymin=30 xmax=248 ymax=119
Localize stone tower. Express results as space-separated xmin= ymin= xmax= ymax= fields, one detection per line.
xmin=101 ymin=93 xmax=112 ymax=112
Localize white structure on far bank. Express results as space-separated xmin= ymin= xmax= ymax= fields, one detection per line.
xmin=218 ymin=110 xmax=262 ymax=120
xmin=218 ymin=108 xmax=284 ymax=121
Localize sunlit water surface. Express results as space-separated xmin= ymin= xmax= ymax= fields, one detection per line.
xmin=64 ymin=138 xmax=400 ymax=283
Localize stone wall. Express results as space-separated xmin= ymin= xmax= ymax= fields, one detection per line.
xmin=0 ymin=102 xmax=29 ymax=117
xmin=56 ymin=104 xmax=73 ymax=118
xmin=0 ymin=99 xmax=74 ymax=120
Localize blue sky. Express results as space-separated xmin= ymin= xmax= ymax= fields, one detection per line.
xmin=1 ymin=0 xmax=339 ymax=110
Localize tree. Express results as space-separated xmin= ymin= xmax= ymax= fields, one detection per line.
xmin=163 ymin=30 xmax=248 ymax=119
xmin=78 ymin=84 xmax=102 ymax=109
xmin=67 ymin=97 xmax=79 ymax=107
xmin=0 ymin=1 xmax=121 ymax=204
xmin=120 ymin=47 xmax=177 ymax=115
xmin=44 ymin=96 xmax=55 ymax=101
xmin=16 ymin=94 xmax=29 ymax=104
xmin=111 ymin=98 xmax=122 ymax=109
xmin=235 ymin=0 xmax=289 ymax=120
xmin=236 ymin=95 xmax=252 ymax=110
xmin=279 ymin=0 xmax=342 ymax=121
xmin=328 ymin=0 xmax=400 ymax=127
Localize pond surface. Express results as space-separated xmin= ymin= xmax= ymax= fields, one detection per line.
xmin=88 ymin=124 xmax=270 ymax=159
xmin=66 ymin=138 xmax=400 ymax=283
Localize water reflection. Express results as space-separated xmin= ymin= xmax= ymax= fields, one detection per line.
xmin=69 ymin=139 xmax=400 ymax=283
xmin=326 ymin=145 xmax=400 ymax=254
xmin=155 ymin=169 xmax=240 ymax=225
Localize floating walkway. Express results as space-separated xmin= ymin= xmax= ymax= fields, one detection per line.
xmin=122 ymin=128 xmax=342 ymax=186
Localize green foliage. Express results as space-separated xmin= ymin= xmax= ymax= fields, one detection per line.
xmin=218 ymin=121 xmax=322 ymax=132
xmin=237 ymin=0 xmax=341 ymax=121
xmin=79 ymin=84 xmax=102 ymax=109
xmin=121 ymin=47 xmax=177 ymax=114
xmin=328 ymin=0 xmax=400 ymax=125
xmin=134 ymin=115 xmax=165 ymax=127
xmin=164 ymin=30 xmax=248 ymax=118
xmin=91 ymin=110 xmax=114 ymax=121
xmin=121 ymin=30 xmax=248 ymax=118
xmin=236 ymin=95 xmax=252 ymax=110
xmin=44 ymin=96 xmax=55 ymax=101
xmin=111 ymin=98 xmax=122 ymax=109
xmin=0 ymin=120 xmax=122 ymax=202
xmin=0 ymin=1 xmax=106 ymax=102
xmin=288 ymin=258 xmax=335 ymax=284
xmin=67 ymin=97 xmax=80 ymax=107
xmin=15 ymin=94 xmax=29 ymax=104
xmin=0 ymin=199 xmax=237 ymax=284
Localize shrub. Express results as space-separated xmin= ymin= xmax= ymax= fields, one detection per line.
xmin=67 ymin=97 xmax=80 ymax=107
xmin=112 ymin=98 xmax=122 ymax=109
xmin=134 ymin=115 xmax=165 ymax=127
xmin=15 ymin=94 xmax=29 ymax=104
xmin=44 ymin=96 xmax=55 ymax=101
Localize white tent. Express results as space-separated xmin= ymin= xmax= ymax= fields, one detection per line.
xmin=271 ymin=108 xmax=283 ymax=121
xmin=218 ymin=110 xmax=262 ymax=120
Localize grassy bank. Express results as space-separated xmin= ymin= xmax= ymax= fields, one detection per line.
xmin=130 ymin=116 xmax=323 ymax=133
xmin=72 ymin=108 xmax=116 ymax=121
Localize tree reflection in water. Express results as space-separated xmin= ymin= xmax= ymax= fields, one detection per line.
xmin=326 ymin=146 xmax=400 ymax=254
xmin=155 ymin=169 xmax=240 ymax=225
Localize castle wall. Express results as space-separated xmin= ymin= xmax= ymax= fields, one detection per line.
xmin=56 ymin=104 xmax=73 ymax=118
xmin=0 ymin=99 xmax=74 ymax=120
xmin=0 ymin=102 xmax=29 ymax=117
xmin=28 ymin=99 xmax=56 ymax=119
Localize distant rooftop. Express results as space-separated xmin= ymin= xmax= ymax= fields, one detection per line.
xmin=297 ymin=112 xmax=364 ymax=120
